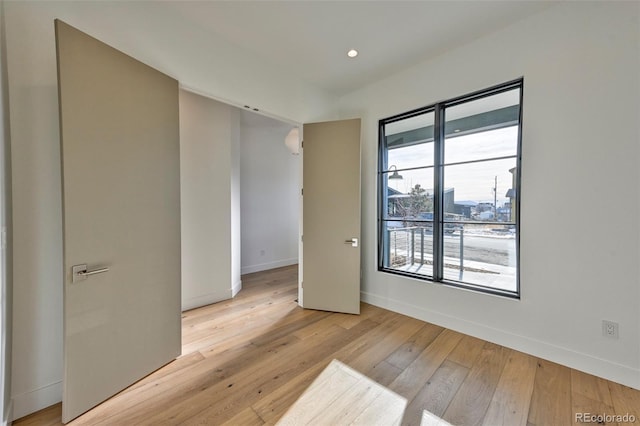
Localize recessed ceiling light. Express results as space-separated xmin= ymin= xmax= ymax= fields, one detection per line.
xmin=347 ymin=49 xmax=358 ymax=58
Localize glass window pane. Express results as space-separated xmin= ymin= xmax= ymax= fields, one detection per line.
xmin=388 ymin=142 xmax=434 ymax=171
xmin=383 ymin=168 xmax=434 ymax=220
xmin=385 ymin=111 xmax=435 ymax=170
xmin=444 ymin=126 xmax=518 ymax=165
xmin=382 ymin=221 xmax=433 ymax=277
xmin=443 ymin=158 xmax=517 ymax=222
xmin=444 ymin=88 xmax=520 ymax=164
xmin=442 ymin=223 xmax=517 ymax=293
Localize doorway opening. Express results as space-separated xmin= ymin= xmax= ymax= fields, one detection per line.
xmin=239 ymin=110 xmax=300 ymax=279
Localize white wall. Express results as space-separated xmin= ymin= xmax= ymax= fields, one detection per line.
xmin=339 ymin=1 xmax=640 ymax=389
xmin=240 ymin=113 xmax=299 ymax=275
xmin=180 ymin=90 xmax=241 ymax=311
xmin=3 ymin=1 xmax=334 ymax=418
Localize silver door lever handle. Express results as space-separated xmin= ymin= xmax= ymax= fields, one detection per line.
xmin=72 ymin=264 xmax=109 ymax=283
xmin=79 ymin=267 xmax=109 ymax=277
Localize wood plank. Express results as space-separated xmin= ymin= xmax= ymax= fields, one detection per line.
xmin=181 ymin=266 xmax=297 ymax=330
xmin=251 ymin=360 xmax=332 ymax=424
xmin=124 ymin=350 xmax=205 ymax=393
xmin=572 ymin=392 xmax=618 ymax=426
xmin=482 ymin=350 xmax=537 ymax=426
xmin=608 ymin=382 xmax=640 ymax=424
xmin=367 ymin=360 xmax=403 ymax=387
xmin=329 ymin=310 xmax=369 ymax=329
xmin=250 ymin=310 xmax=332 ymax=346
xmin=196 ymin=307 xmax=311 ymax=358
xmin=571 ymin=369 xmax=616 ymax=407
xmin=402 ymin=360 xmax=469 ymax=426
xmin=442 ymin=342 xmax=511 ymax=426
xmin=182 ymin=295 xmax=301 ymax=350
xmin=12 ymin=403 xmax=62 ymax=426
xmin=389 ymin=329 xmax=465 ymax=402
xmin=221 ymin=407 xmax=265 ymax=426
xmin=571 ymin=369 xmax=619 ymax=426
xmin=310 ymin=376 xmax=385 ymax=425
xmin=350 ymin=386 xmax=407 ymax=426
xmin=276 ymin=360 xmax=406 ymax=426
xmin=346 ymin=315 xmax=426 ymax=375
xmin=292 ymin=312 xmax=350 ymax=340
xmin=386 ymin=323 xmax=444 ymax=370
xmin=276 ymin=360 xmax=361 ymax=425
xmin=526 ymin=359 xmax=572 ymax=426
xmin=182 ymin=289 xmax=298 ymax=342
xmin=358 ymin=302 xmax=399 ymax=325
xmin=446 ymin=334 xmax=485 ymax=369
xmin=421 ymin=410 xmax=454 ymax=426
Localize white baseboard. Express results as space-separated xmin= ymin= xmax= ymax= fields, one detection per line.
xmin=4 ymin=399 xmax=12 ymax=426
xmin=12 ymin=380 xmax=61 ymax=421
xmin=182 ymin=289 xmax=232 ymax=312
xmin=232 ymin=280 xmax=242 ymax=298
xmin=241 ymin=258 xmax=297 ymax=275
xmin=361 ymin=290 xmax=640 ymax=390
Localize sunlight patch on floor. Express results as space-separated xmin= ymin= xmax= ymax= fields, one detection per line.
xmin=276 ymin=359 xmax=406 ymax=425
xmin=421 ymin=409 xmax=454 ymax=426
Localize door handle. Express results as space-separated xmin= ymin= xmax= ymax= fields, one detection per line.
xmin=72 ymin=264 xmax=109 ymax=283
xmin=344 ymin=238 xmax=358 ymax=248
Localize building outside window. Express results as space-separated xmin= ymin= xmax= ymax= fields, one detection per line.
xmin=378 ymin=79 xmax=523 ymax=297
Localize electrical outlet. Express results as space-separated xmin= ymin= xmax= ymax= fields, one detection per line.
xmin=602 ymin=320 xmax=619 ymax=339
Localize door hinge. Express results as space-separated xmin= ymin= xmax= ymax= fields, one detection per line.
xmin=301 ymin=140 xmax=304 ymax=148
xmin=301 ymin=234 xmax=304 ymax=242
xmin=301 ymin=188 xmax=303 ymax=196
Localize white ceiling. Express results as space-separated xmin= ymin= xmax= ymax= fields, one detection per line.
xmin=166 ymin=1 xmax=556 ymax=95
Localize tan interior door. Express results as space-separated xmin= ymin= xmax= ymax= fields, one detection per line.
xmin=302 ymin=119 xmax=361 ymax=314
xmin=55 ymin=20 xmax=181 ymax=423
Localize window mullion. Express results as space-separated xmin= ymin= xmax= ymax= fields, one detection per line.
xmin=378 ymin=120 xmax=388 ymax=270
xmin=433 ymin=104 xmax=445 ymax=281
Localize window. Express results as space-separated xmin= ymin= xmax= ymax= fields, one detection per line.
xmin=378 ymin=79 xmax=522 ymax=297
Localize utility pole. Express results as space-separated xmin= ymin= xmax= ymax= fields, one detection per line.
xmin=493 ymin=176 xmax=498 ymax=220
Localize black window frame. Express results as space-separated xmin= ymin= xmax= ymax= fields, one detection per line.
xmin=377 ymin=78 xmax=523 ymax=298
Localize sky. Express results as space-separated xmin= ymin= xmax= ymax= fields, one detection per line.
xmin=386 ymin=126 xmax=518 ymax=205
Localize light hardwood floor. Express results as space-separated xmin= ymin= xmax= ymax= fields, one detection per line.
xmin=15 ymin=265 xmax=640 ymax=425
